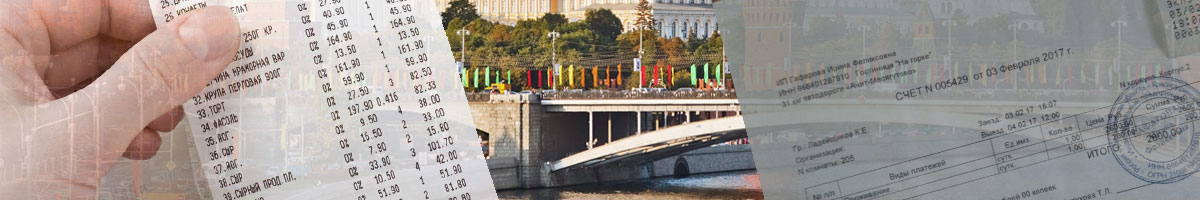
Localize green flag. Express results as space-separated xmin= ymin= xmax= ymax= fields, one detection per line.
xmin=1080 ymin=63 xmax=1086 ymax=84
xmin=1109 ymin=64 xmax=1115 ymax=86
xmin=716 ymin=64 xmax=723 ymax=85
xmin=506 ymin=70 xmax=512 ymax=84
xmin=690 ymin=64 xmax=697 ymax=86
xmin=703 ymin=63 xmax=710 ymax=85
xmin=462 ymin=68 xmax=468 ymax=87
xmin=473 ymin=68 xmax=479 ymax=88
xmin=485 ymin=67 xmax=491 ymax=86
xmin=1055 ymin=65 xmax=1061 ymax=85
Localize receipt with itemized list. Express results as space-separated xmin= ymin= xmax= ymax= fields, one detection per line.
xmin=150 ymin=0 xmax=497 ymax=199
xmin=718 ymin=0 xmax=1200 ymax=199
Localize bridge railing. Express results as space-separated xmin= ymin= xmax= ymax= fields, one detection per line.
xmin=541 ymin=90 xmax=737 ymax=100
xmin=464 ymin=90 xmax=738 ymax=102
xmin=465 ymin=92 xmax=491 ymax=102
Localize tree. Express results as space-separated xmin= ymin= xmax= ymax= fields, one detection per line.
xmin=634 ymin=0 xmax=656 ymax=31
xmin=585 ymin=9 xmax=624 ymax=42
xmin=660 ymin=37 xmax=686 ymax=66
xmin=441 ymin=0 xmax=480 ymax=28
xmin=540 ymin=13 xmax=568 ymax=30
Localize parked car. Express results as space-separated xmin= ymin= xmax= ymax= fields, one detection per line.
xmin=674 ymin=87 xmax=696 ymax=93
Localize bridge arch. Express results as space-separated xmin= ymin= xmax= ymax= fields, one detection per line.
xmin=548 ymin=107 xmax=1006 ymax=171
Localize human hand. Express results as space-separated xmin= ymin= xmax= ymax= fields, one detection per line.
xmin=0 ymin=0 xmax=240 ymax=198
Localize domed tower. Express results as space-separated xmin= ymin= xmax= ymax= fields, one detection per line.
xmin=911 ymin=2 xmax=936 ymax=55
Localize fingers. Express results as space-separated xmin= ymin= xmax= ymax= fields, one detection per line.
xmin=28 ymin=6 xmax=238 ymax=171
xmin=148 ymin=106 xmax=184 ymax=132
xmin=100 ymin=0 xmax=157 ymax=41
xmin=122 ymin=106 xmax=181 ymax=160
xmin=21 ymin=0 xmax=155 ymax=51
xmin=122 ymin=128 xmax=162 ymax=160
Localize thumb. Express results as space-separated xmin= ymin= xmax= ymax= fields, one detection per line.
xmin=27 ymin=6 xmax=239 ymax=183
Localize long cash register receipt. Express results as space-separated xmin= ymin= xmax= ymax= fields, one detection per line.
xmin=718 ymin=0 xmax=1200 ymax=199
xmin=150 ymin=0 xmax=497 ymax=199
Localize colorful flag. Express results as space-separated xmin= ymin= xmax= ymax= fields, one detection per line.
xmin=1040 ymin=64 xmax=1046 ymax=84
xmin=1080 ymin=63 xmax=1086 ymax=84
xmin=617 ymin=64 xmax=623 ymax=84
xmin=652 ymin=64 xmax=660 ymax=86
xmin=703 ymin=63 xmax=710 ymax=84
xmin=690 ymin=64 xmax=698 ymax=86
xmin=668 ymin=65 xmax=674 ymax=87
xmin=605 ymin=66 xmax=611 ymax=87
xmin=1055 ymin=64 xmax=1061 ymax=85
xmin=716 ymin=64 xmax=723 ymax=85
xmin=569 ymin=65 xmax=575 ymax=87
xmin=640 ymin=65 xmax=646 ymax=86
xmin=981 ymin=64 xmax=988 ymax=86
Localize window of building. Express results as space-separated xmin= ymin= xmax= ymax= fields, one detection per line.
xmin=682 ymin=20 xmax=689 ymax=37
xmin=704 ymin=21 xmax=710 ymax=37
xmin=671 ymin=21 xmax=678 ymax=37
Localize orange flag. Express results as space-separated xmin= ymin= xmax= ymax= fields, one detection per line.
xmin=606 ymin=66 xmax=611 ymax=87
xmin=617 ymin=64 xmax=623 ymax=85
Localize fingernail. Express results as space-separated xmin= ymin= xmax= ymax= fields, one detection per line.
xmin=179 ymin=7 xmax=239 ymax=61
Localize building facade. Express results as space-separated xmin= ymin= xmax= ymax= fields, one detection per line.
xmin=433 ymin=0 xmax=719 ymax=39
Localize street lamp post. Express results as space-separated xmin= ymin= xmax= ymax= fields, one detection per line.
xmin=942 ymin=20 xmax=958 ymax=66
xmin=1008 ymin=24 xmax=1019 ymax=89
xmin=548 ymin=31 xmax=561 ymax=90
xmin=457 ymin=29 xmax=471 ymax=64
xmin=1008 ymin=24 xmax=1019 ymax=61
xmin=858 ymin=25 xmax=871 ymax=58
xmin=1112 ymin=17 xmax=1127 ymax=69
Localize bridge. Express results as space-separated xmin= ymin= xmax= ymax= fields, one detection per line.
xmin=467 ymin=89 xmax=1120 ymax=189
xmin=467 ymin=92 xmax=750 ymax=189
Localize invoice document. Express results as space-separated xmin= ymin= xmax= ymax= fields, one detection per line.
xmin=717 ymin=0 xmax=1200 ymax=199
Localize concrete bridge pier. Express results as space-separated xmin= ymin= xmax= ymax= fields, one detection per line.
xmin=471 ymin=94 xmax=747 ymax=189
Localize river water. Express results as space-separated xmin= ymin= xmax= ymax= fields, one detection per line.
xmin=498 ymin=170 xmax=763 ymax=200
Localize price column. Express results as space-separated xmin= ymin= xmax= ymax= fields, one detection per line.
xmin=375 ymin=0 xmax=476 ymax=199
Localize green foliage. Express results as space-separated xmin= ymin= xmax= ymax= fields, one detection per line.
xmin=440 ymin=5 xmax=723 ymax=90
xmin=541 ymin=13 xmax=568 ymax=30
xmin=585 ymin=9 xmax=624 ymax=42
xmin=441 ymin=0 xmax=480 ymax=28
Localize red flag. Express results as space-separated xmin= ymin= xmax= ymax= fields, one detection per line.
xmin=526 ymin=70 xmax=532 ymax=89
xmin=640 ymin=65 xmax=646 ymax=86
xmin=653 ymin=64 xmax=661 ymax=86
xmin=668 ymin=65 xmax=674 ymax=87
